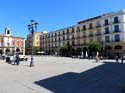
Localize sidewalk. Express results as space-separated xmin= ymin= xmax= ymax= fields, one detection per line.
xmin=0 ymin=56 xmax=124 ymax=93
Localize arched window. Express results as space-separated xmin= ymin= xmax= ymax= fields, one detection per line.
xmin=7 ymin=30 xmax=10 ymax=34
xmin=105 ymin=46 xmax=112 ymax=50
xmin=114 ymin=45 xmax=122 ymax=49
xmin=16 ymin=48 xmax=20 ymax=52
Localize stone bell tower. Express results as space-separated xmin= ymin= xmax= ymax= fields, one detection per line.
xmin=5 ymin=27 xmax=11 ymax=36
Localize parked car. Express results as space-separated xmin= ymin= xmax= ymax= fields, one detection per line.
xmin=6 ymin=54 xmax=15 ymax=63
xmin=19 ymin=54 xmax=28 ymax=61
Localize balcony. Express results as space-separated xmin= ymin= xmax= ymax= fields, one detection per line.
xmin=104 ymin=32 xmax=110 ymax=34
xmin=82 ymin=28 xmax=86 ymax=31
xmin=104 ymin=23 xmax=110 ymax=26
xmin=88 ymin=34 xmax=94 ymax=37
xmin=96 ymin=25 xmax=101 ymax=28
xmin=113 ymin=30 xmax=120 ymax=33
xmin=67 ymin=32 xmax=70 ymax=34
xmin=76 ymin=29 xmax=80 ymax=32
xmin=105 ymin=41 xmax=110 ymax=43
xmin=113 ymin=20 xmax=120 ymax=24
xmin=66 ymin=38 xmax=70 ymax=40
xmin=82 ymin=35 xmax=87 ymax=38
xmin=96 ymin=33 xmax=102 ymax=36
xmin=62 ymin=33 xmax=65 ymax=35
xmin=115 ymin=40 xmax=120 ymax=42
xmin=88 ymin=26 xmax=93 ymax=30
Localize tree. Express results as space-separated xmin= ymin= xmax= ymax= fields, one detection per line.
xmin=59 ymin=43 xmax=73 ymax=56
xmin=76 ymin=47 xmax=82 ymax=55
xmin=89 ymin=42 xmax=102 ymax=51
xmin=34 ymin=46 xmax=40 ymax=53
xmin=88 ymin=42 xmax=102 ymax=57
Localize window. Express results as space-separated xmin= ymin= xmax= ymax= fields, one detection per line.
xmin=7 ymin=30 xmax=10 ymax=34
xmin=67 ymin=35 xmax=69 ymax=40
xmin=58 ymin=32 xmax=60 ymax=36
xmin=96 ymin=21 xmax=101 ymax=27
xmin=105 ymin=27 xmax=109 ymax=34
xmin=114 ymin=17 xmax=119 ymax=23
xmin=67 ymin=29 xmax=69 ymax=34
xmin=89 ymin=23 xmax=93 ymax=29
xmin=55 ymin=33 xmax=57 ymax=37
xmin=114 ymin=25 xmax=119 ymax=32
xmin=77 ymin=27 xmax=80 ymax=32
xmin=105 ymin=36 xmax=110 ymax=42
xmin=63 ymin=31 xmax=65 ymax=35
xmin=72 ymin=28 xmax=74 ymax=33
xmin=59 ymin=37 xmax=60 ymax=41
xmin=82 ymin=25 xmax=86 ymax=30
xmin=63 ymin=36 xmax=65 ymax=40
xmin=51 ymin=34 xmax=53 ymax=37
xmin=104 ymin=19 xmax=109 ymax=25
xmin=115 ymin=34 xmax=120 ymax=42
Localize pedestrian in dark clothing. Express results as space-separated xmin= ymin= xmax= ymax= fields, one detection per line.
xmin=121 ymin=56 xmax=124 ymax=63
xmin=15 ymin=53 xmax=20 ymax=65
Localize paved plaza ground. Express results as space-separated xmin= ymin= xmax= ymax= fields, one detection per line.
xmin=0 ymin=56 xmax=125 ymax=93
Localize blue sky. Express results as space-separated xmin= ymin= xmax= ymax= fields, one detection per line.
xmin=0 ymin=0 xmax=124 ymax=38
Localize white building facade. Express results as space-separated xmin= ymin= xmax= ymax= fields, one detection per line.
xmin=0 ymin=27 xmax=25 ymax=55
xmin=40 ymin=9 xmax=125 ymax=57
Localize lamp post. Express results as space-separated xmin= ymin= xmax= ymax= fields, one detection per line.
xmin=28 ymin=20 xmax=38 ymax=67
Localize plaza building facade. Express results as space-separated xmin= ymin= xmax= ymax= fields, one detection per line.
xmin=25 ymin=30 xmax=47 ymax=55
xmin=40 ymin=9 xmax=125 ymax=57
xmin=0 ymin=27 xmax=25 ymax=55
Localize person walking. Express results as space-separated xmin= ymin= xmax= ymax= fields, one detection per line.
xmin=120 ymin=55 xmax=124 ymax=63
xmin=115 ymin=55 xmax=119 ymax=63
xmin=15 ymin=53 xmax=20 ymax=65
xmin=95 ymin=55 xmax=100 ymax=62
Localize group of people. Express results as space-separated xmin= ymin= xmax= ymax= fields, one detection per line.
xmin=0 ymin=53 xmax=20 ymax=65
xmin=95 ymin=54 xmax=124 ymax=63
xmin=115 ymin=55 xmax=124 ymax=63
xmin=95 ymin=55 xmax=103 ymax=62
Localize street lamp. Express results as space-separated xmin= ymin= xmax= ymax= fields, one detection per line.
xmin=28 ymin=19 xmax=38 ymax=67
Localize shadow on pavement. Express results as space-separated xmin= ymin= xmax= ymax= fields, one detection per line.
xmin=34 ymin=62 xmax=125 ymax=93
